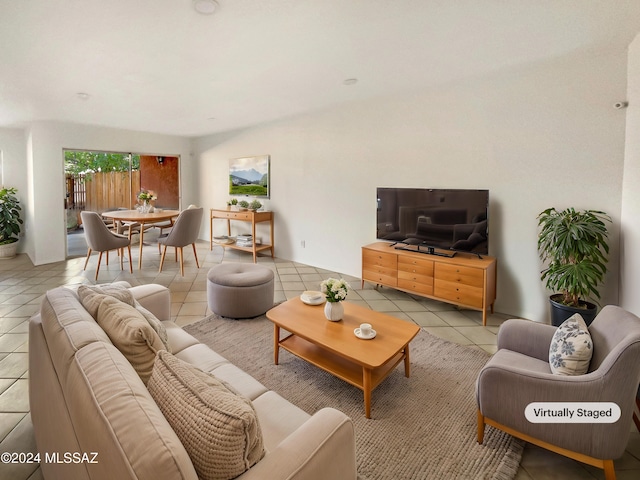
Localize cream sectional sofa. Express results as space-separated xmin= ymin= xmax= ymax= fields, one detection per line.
xmin=28 ymin=282 xmax=357 ymax=480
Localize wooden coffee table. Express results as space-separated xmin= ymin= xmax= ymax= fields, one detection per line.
xmin=266 ymin=297 xmax=420 ymax=418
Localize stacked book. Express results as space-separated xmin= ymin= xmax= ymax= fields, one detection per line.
xmin=236 ymin=234 xmax=261 ymax=247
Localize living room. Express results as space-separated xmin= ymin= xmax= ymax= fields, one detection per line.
xmin=2 ymin=2 xmax=640 ymax=478
xmin=2 ymin=3 xmax=640 ymax=323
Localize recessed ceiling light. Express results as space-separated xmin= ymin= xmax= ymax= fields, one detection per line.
xmin=343 ymin=78 xmax=358 ymax=86
xmin=193 ymin=0 xmax=218 ymax=15
xmin=76 ymin=92 xmax=90 ymax=100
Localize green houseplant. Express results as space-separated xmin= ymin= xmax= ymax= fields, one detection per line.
xmin=0 ymin=187 xmax=23 ymax=258
xmin=537 ymin=207 xmax=611 ymax=326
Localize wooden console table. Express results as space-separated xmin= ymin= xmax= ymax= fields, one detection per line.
xmin=362 ymin=242 xmax=497 ymax=325
xmin=210 ymin=208 xmax=274 ymax=263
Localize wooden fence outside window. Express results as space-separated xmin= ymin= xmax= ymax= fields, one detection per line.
xmin=66 ymin=171 xmax=141 ymax=215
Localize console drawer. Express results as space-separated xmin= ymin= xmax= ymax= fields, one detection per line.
xmin=435 ymin=263 xmax=483 ymax=288
xmin=398 ymin=270 xmax=433 ymax=287
xmin=398 ymin=278 xmax=433 ymax=296
xmin=398 ymin=256 xmax=434 ymax=277
xmin=434 ymin=281 xmax=483 ymax=308
xmin=363 ymin=270 xmax=397 ymax=287
xmin=221 ymin=211 xmax=252 ymax=221
xmin=363 ymin=250 xmax=397 ymax=269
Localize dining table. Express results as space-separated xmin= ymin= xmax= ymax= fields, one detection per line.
xmin=102 ymin=209 xmax=180 ymax=269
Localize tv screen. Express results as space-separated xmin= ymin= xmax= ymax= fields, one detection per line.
xmin=376 ymin=188 xmax=489 ymax=255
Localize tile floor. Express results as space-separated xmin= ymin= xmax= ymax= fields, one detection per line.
xmin=0 ymin=230 xmax=639 ymax=479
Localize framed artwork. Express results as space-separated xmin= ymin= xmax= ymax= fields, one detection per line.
xmin=229 ymin=155 xmax=270 ymax=198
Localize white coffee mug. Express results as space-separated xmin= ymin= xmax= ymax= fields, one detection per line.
xmin=360 ymin=323 xmax=373 ymax=336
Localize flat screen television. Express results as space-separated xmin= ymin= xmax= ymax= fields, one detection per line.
xmin=376 ymin=188 xmax=489 ymax=255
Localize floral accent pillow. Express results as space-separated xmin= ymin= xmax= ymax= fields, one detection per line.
xmin=549 ymin=313 xmax=593 ymax=375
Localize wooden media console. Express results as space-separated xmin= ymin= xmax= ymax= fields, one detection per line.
xmin=362 ymin=242 xmax=497 ymax=325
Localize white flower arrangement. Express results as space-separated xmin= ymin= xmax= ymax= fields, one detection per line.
xmin=320 ymin=278 xmax=349 ymax=303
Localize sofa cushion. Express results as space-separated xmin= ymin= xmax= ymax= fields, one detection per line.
xmin=549 ymin=313 xmax=593 ymax=375
xmin=148 ymin=351 xmax=265 ymax=480
xmin=68 ymin=342 xmax=198 ymax=480
xmin=41 ymin=287 xmax=112 ymax=356
xmin=79 ymin=284 xmax=170 ymax=352
xmin=96 ymin=296 xmax=166 ymax=384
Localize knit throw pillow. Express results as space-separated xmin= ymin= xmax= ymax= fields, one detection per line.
xmin=147 ymin=351 xmax=265 ymax=480
xmin=549 ymin=313 xmax=593 ymax=375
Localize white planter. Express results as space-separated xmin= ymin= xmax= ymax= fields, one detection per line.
xmin=324 ymin=301 xmax=344 ymax=321
xmin=0 ymin=240 xmax=18 ymax=259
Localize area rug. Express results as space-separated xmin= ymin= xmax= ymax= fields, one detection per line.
xmin=183 ymin=314 xmax=524 ymax=480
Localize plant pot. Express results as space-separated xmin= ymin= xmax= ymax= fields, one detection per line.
xmin=0 ymin=240 xmax=19 ymax=259
xmin=549 ymin=294 xmax=598 ymax=327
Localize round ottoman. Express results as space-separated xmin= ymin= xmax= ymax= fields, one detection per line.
xmin=207 ymin=263 xmax=275 ymax=318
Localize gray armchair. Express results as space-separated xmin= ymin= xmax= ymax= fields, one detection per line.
xmin=81 ymin=211 xmax=133 ymax=280
xmin=476 ymin=305 xmax=640 ymax=480
xmin=157 ymin=207 xmax=203 ymax=276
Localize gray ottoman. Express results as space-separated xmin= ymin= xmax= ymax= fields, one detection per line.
xmin=207 ymin=263 xmax=275 ymax=318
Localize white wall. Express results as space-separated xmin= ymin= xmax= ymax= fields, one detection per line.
xmin=0 ymin=127 xmax=27 ymax=196
xmin=22 ymin=121 xmax=193 ymax=265
xmin=621 ymin=34 xmax=640 ymax=316
xmin=194 ymin=47 xmax=628 ymax=322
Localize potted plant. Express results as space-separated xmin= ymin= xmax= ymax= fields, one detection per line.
xmin=0 ymin=187 xmax=23 ymax=259
xmin=249 ymin=199 xmax=262 ymax=211
xmin=238 ymin=200 xmax=250 ymax=210
xmin=537 ymin=207 xmax=611 ymax=326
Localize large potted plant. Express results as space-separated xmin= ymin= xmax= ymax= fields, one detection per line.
xmin=0 ymin=187 xmax=23 ymax=259
xmin=537 ymin=207 xmax=611 ymax=326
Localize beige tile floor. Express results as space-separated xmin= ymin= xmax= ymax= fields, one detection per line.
xmin=0 ymin=230 xmax=639 ymax=479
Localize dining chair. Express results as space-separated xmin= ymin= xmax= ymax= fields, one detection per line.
xmin=81 ymin=211 xmax=133 ymax=280
xmin=157 ymin=207 xmax=204 ymax=276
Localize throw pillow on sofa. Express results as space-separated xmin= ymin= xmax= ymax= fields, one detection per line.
xmin=96 ymin=296 xmax=166 ymax=384
xmin=549 ymin=313 xmax=593 ymax=375
xmin=78 ymin=284 xmax=171 ymax=351
xmin=147 ymin=351 xmax=265 ymax=480
xmin=134 ymin=303 xmax=171 ymax=352
xmin=78 ymin=284 xmax=136 ymax=317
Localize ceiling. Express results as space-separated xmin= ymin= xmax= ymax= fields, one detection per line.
xmin=2 ymin=0 xmax=640 ymax=138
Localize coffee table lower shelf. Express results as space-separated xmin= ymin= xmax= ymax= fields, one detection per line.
xmin=276 ymin=333 xmax=408 ymax=418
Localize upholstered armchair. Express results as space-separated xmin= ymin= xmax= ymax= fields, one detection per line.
xmin=476 ymin=306 xmax=640 ymax=480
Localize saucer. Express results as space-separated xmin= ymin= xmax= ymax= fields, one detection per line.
xmin=354 ymin=328 xmax=377 ymax=340
xmin=301 ymin=291 xmax=325 ymax=305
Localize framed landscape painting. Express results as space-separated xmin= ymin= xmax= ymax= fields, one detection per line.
xmin=229 ymin=155 xmax=270 ymax=198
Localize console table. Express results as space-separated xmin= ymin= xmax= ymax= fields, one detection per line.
xmin=362 ymin=242 xmax=497 ymax=325
xmin=210 ymin=208 xmax=274 ymax=263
